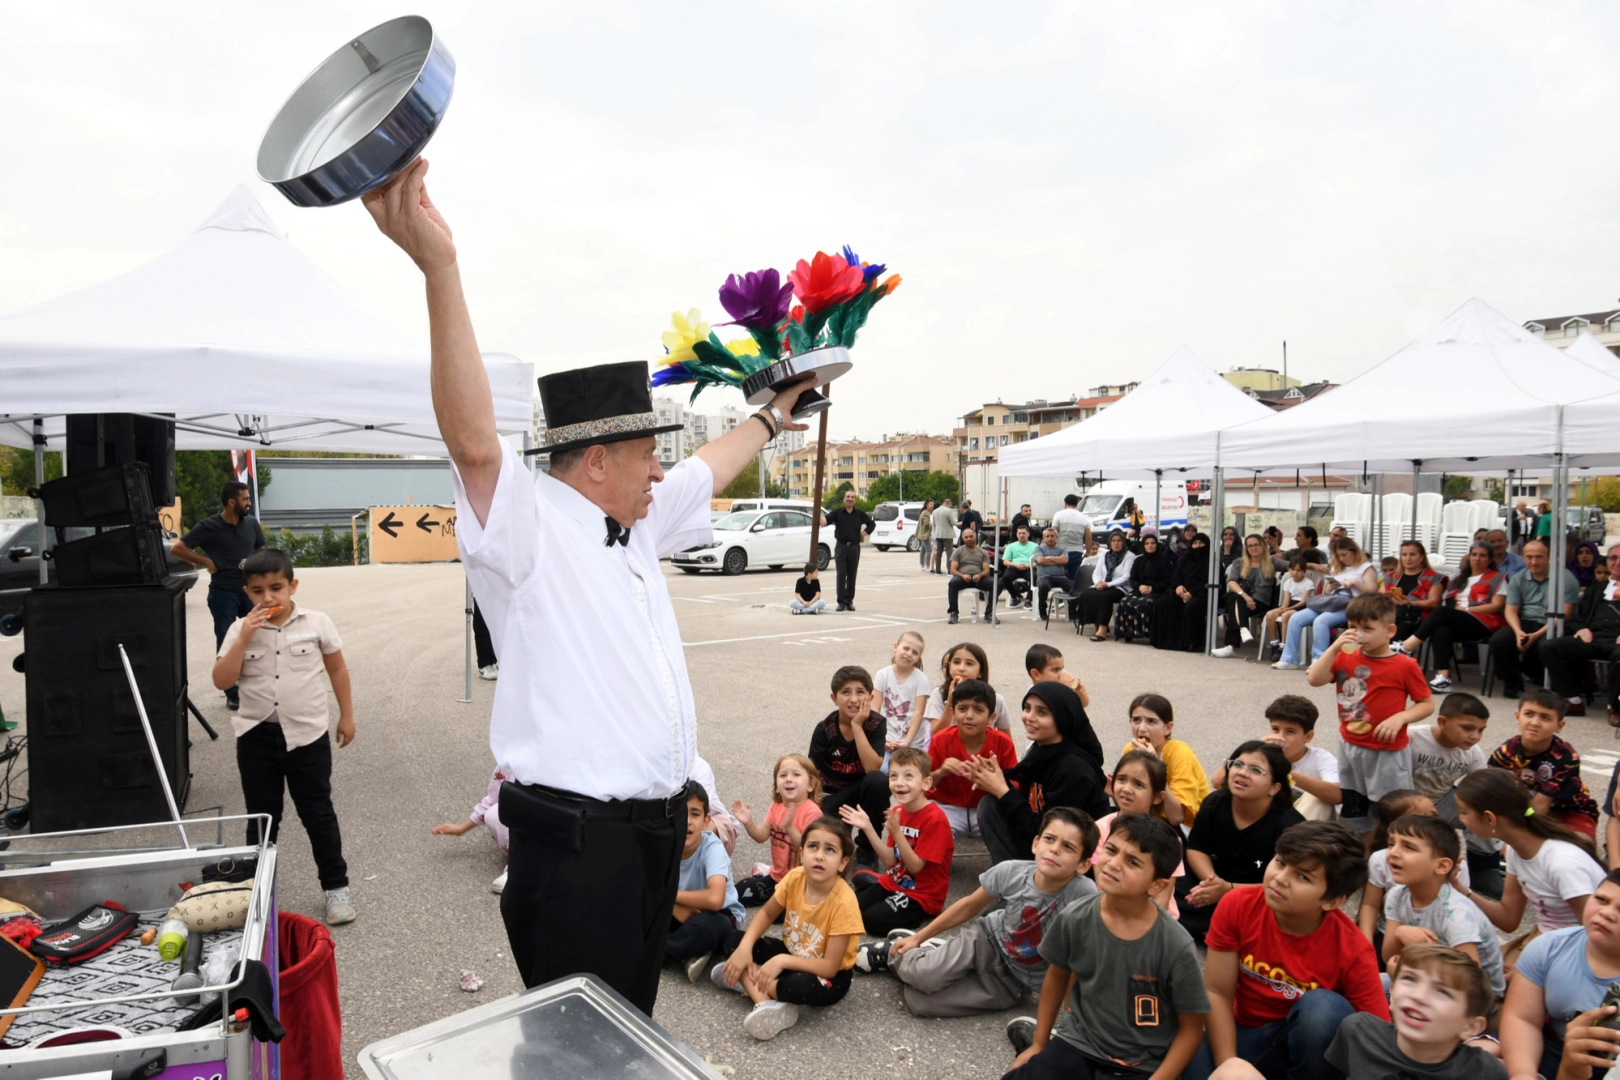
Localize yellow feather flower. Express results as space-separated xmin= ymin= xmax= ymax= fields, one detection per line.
xmin=660 ymin=309 xmax=710 ymax=363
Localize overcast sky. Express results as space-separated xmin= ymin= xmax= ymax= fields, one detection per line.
xmin=3 ymin=2 xmax=1618 ymax=442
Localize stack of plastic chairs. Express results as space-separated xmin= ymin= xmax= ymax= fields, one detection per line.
xmin=1330 ymin=493 xmax=1372 ymax=549
xmin=1375 ymin=493 xmax=1413 ymax=561
xmin=1469 ymin=500 xmax=1501 ymax=541
xmin=1413 ymin=492 xmax=1442 ymax=551
xmin=1437 ymin=501 xmax=1474 ymax=566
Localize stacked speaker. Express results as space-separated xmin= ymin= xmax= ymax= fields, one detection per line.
xmin=25 ymin=414 xmax=189 ymax=832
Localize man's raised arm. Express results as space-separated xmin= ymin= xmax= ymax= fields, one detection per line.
xmin=363 ymin=160 xmax=505 ymax=526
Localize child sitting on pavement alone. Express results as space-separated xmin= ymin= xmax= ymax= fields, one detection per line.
xmin=790 ymin=563 xmax=825 ymax=615
xmin=840 ymin=747 xmax=954 ymax=937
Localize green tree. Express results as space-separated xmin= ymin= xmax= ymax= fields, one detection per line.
xmin=175 ymin=452 xmax=272 ymax=529
xmin=861 ymin=470 xmax=960 ymax=509
xmin=1484 ymin=478 xmax=1505 ymax=503
xmin=1442 ymin=476 xmax=1473 ymax=500
xmin=718 ymin=455 xmax=786 ymax=500
xmin=823 ymin=480 xmax=855 ymax=508
xmin=0 ymin=447 xmax=62 ymax=497
xmin=1589 ymin=476 xmax=1620 ymax=513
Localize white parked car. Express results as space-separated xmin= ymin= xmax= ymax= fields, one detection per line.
xmin=672 ymin=509 xmax=830 ymax=576
xmin=871 ymin=501 xmax=928 ymax=552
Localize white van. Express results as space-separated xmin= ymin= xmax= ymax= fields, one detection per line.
xmin=1077 ymin=480 xmax=1190 ymax=533
xmin=870 ymin=501 xmax=928 ymax=551
xmin=725 ymin=498 xmax=814 ymax=515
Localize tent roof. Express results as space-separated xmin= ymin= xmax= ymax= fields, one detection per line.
xmin=998 ymin=345 xmax=1275 ymax=478
xmin=1218 ymin=298 xmax=1620 ymax=474
xmin=1565 ymin=331 xmax=1620 ymax=378
xmin=1560 ymin=334 xmax=1620 ymax=466
xmin=0 ymin=186 xmax=533 ymax=456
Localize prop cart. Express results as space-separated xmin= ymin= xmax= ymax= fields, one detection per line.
xmin=0 ymin=816 xmax=279 ymax=1080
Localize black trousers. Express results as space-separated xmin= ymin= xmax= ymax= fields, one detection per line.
xmin=1543 ymin=633 xmax=1620 ymax=710
xmin=1412 ymin=607 xmax=1492 ymax=669
xmin=237 ymin=724 xmax=348 ymax=890
xmin=1077 ymin=585 xmax=1125 ymax=630
xmin=472 ymin=601 xmax=497 ymax=669
xmin=720 ymin=930 xmax=853 ymax=1006
xmin=834 ymin=541 xmax=862 ymax=605
xmin=820 ymin=772 xmax=891 ymax=855
xmin=1223 ymin=593 xmax=1273 ymax=648
xmin=664 ymin=910 xmax=734 ymax=962
xmin=851 ymin=871 xmax=932 ymax=935
xmin=500 ymin=786 xmax=685 ymax=1016
xmin=979 ymin=795 xmax=1030 ymax=865
xmin=1003 ymin=1034 xmax=1149 ymax=1079
xmin=1488 ymin=620 xmax=1545 ymax=692
xmin=997 ymin=566 xmax=1031 ymax=603
xmin=948 ymin=575 xmax=991 ymax=615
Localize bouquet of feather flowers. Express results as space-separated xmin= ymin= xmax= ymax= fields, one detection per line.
xmin=651 ymin=246 xmax=900 ymax=418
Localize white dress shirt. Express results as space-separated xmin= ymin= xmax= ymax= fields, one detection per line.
xmin=453 ymin=449 xmax=715 ymax=801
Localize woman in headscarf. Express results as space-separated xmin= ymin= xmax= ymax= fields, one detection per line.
xmin=1153 ymin=532 xmax=1210 ymax=652
xmin=1218 ymin=526 xmax=1241 ymax=577
xmin=965 ymin=682 xmax=1110 ymax=865
xmin=1571 ymin=539 xmax=1601 ymax=596
xmin=1076 ymin=530 xmax=1135 ymax=641
xmin=1115 ymin=529 xmax=1172 ymax=643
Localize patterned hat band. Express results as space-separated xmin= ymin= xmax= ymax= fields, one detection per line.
xmin=543 ymin=411 xmax=663 ymax=447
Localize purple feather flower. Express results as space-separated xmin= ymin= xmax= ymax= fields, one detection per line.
xmin=718 ymin=269 xmax=794 ymax=332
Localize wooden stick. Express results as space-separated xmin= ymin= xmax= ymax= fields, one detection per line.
xmin=807 ymin=387 xmax=831 ymax=568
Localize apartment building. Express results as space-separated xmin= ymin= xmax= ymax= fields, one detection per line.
xmin=775 ymin=433 xmax=959 ymax=500
xmin=953 ymin=384 xmax=1136 ymax=468
xmin=652 ymin=397 xmax=805 ymax=465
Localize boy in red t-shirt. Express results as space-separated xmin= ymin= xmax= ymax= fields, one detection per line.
xmin=840 ymin=747 xmax=954 ymax=936
xmin=928 ymin=679 xmax=1018 ymax=840
xmin=1306 ymin=593 xmax=1433 ymax=843
xmin=1183 ymin=820 xmax=1387 ymax=1080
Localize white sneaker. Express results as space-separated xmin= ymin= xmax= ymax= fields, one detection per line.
xmin=742 ymin=1000 xmax=800 ymax=1041
xmin=1239 ymin=626 xmax=1254 ymax=644
xmin=1428 ymin=674 xmax=1452 ymax=691
xmin=1211 ymin=646 xmax=1235 ymax=658
xmin=751 ymin=862 xmax=772 ymax=878
xmin=478 ymin=664 xmax=499 ymax=681
xmin=684 ymin=952 xmax=712 ymax=984
xmin=710 ymin=961 xmax=745 ymax=994
xmin=491 ymin=868 xmax=507 ymax=894
xmin=324 ymin=887 xmax=356 ymax=925
xmin=1272 ymin=660 xmax=1305 ymax=671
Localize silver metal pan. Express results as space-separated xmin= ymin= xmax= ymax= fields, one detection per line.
xmin=258 ymin=15 xmax=454 ymax=207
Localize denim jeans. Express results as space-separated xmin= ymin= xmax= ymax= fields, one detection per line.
xmin=207 ymin=587 xmax=254 ymax=700
xmin=1279 ymin=606 xmax=1345 ymax=664
xmin=790 ymin=597 xmax=825 ymax=614
xmin=1309 ymin=609 xmax=1348 ymax=659
xmin=1181 ymin=988 xmax=1355 ymax=1080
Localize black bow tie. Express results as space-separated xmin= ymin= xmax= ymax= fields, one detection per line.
xmin=604 ymin=517 xmax=631 ymax=547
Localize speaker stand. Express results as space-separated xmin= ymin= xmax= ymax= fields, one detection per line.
xmin=183 ymin=694 xmax=220 ymax=741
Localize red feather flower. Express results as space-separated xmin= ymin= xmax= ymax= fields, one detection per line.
xmin=788 ymin=252 xmax=866 ymax=315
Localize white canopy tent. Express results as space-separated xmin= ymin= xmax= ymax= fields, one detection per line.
xmin=1565 ymin=331 xmax=1620 ymax=380
xmin=0 ymin=185 xmax=534 ymax=457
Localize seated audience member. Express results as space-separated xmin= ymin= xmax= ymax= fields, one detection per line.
xmin=874 ymin=630 xmax=931 ymax=755
xmin=1492 ymin=538 xmax=1578 ymax=699
xmin=995 ymin=524 xmax=1038 ymax=609
xmin=928 ymin=679 xmax=1018 ymax=839
xmin=1275 ymin=536 xmax=1379 ymax=668
xmin=665 ymin=784 xmax=747 ymax=982
xmin=1378 ymin=554 xmax=1399 ymax=588
xmin=1075 ymin=530 xmax=1134 ymax=641
xmin=860 ymin=808 xmax=1097 ymax=1018
xmin=1488 ymin=688 xmax=1600 ymax=838
xmin=1396 ymin=542 xmax=1507 ymax=692
xmin=1213 ymin=533 xmax=1289 ymax=659
xmin=966 ymin=682 xmax=1110 ymax=865
xmin=1180 ymin=740 xmax=1306 ymax=943
xmin=789 ymin=563 xmax=825 ymax=614
xmin=1263 ymin=556 xmax=1315 ymax=660
xmin=1024 ymin=642 xmax=1090 ymax=708
xmin=1152 ymin=531 xmax=1211 ymax=653
xmin=1031 ymin=527 xmax=1070 ymax=622
xmin=1004 ymin=814 xmax=1210 ymax=1079
xmin=1120 ymin=692 xmax=1209 ymax=827
xmin=1113 ymin=528 xmax=1172 ymax=643
xmin=1454 ymin=769 xmax=1605 ymax=942
xmin=923 ymin=642 xmax=1014 ymax=739
xmin=1385 ymin=539 xmax=1444 ymax=642
xmin=808 ymin=665 xmax=890 ymax=861
xmin=1407 ymin=692 xmax=1490 ymax=821
xmin=731 ymin=753 xmax=825 ymax=907
xmin=1500 ymin=868 xmax=1620 ymax=1080
xmin=840 ymin=748 xmax=953 ymax=937
xmin=1541 ymin=544 xmax=1620 ymax=724
xmin=1098 ymin=750 xmax=1185 ymax=914
xmin=1183 ymin=820 xmax=1387 ymax=1080
xmin=1360 ymin=790 xmax=1472 ymax=956
xmin=1487 ymin=526 xmax=1526 ymax=578
xmin=946 ymin=528 xmax=995 ymax=625
xmin=1381 ymin=814 xmax=1505 ymax=999
xmin=1259 ymin=694 xmax=1342 ymax=820
xmin=1283 ymin=524 xmax=1329 ymax=569
xmin=1569 ymin=538 xmax=1600 ymax=596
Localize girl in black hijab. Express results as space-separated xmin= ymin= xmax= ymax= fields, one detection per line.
xmin=964 ymin=682 xmax=1110 ymax=864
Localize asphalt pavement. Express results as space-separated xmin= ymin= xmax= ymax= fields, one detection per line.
xmin=1 ymin=547 xmax=1610 ymax=1079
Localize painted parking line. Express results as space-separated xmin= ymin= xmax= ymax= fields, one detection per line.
xmin=683 ymin=617 xmax=949 ymax=648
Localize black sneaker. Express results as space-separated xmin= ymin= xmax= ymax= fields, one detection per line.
xmin=226 ymin=698 xmax=240 ymax=712
xmin=1503 ymin=682 xmax=1523 ymax=699
xmin=1006 ymin=1016 xmax=1037 ymax=1056
xmin=854 ymin=940 xmax=890 ymax=973
xmin=846 ymin=604 xmax=856 ymax=612
xmin=948 ymin=613 xmax=959 ymax=624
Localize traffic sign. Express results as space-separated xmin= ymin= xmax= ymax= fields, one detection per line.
xmin=368 ymin=505 xmax=459 ymax=563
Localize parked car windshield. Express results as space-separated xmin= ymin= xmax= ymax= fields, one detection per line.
xmin=713 ymin=512 xmax=759 ymax=531
xmin=872 ymin=505 xmax=900 ymax=522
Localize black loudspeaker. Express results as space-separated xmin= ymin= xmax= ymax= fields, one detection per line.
xmin=65 ymin=414 xmax=176 ymax=507
xmin=35 ymin=463 xmax=158 ymax=529
xmin=24 ymin=580 xmax=189 ymax=832
xmin=48 ymin=525 xmax=169 ymax=587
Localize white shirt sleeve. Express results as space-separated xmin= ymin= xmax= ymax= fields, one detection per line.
xmin=452 ymin=448 xmax=542 ymax=593
xmin=644 ymin=457 xmax=716 ymax=559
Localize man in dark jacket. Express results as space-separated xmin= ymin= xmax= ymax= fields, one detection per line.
xmin=1541 ymin=545 xmax=1620 ymax=723
xmin=821 ymin=491 xmax=875 ymax=612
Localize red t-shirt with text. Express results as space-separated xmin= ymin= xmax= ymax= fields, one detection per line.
xmin=877 ymin=801 xmax=954 ymax=914
xmin=1330 ymin=648 xmax=1430 ymax=751
xmin=1205 ymin=885 xmax=1389 ymax=1027
xmin=929 ymin=726 xmax=1019 ymax=808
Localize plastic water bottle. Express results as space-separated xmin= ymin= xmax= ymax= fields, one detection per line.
xmin=156 ymin=917 xmax=189 ymax=962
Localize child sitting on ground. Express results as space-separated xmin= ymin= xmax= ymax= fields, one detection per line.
xmin=711 ymin=816 xmax=864 ymax=1041
xmin=809 ymin=665 xmax=890 ymax=861
xmin=1382 ymin=814 xmax=1504 ymax=999
xmin=666 ymin=783 xmax=746 ymax=983
xmin=213 ymin=548 xmax=357 ymax=926
xmin=840 ymin=747 xmax=954 ymax=936
xmin=1005 ymin=813 xmax=1210 ymax=1079
xmin=859 ymin=808 xmax=1098 ymax=1017
xmin=928 ymin=679 xmax=1018 ymax=839
xmin=1185 ymin=820 xmax=1388 ymax=1080
xmin=1305 ymin=592 xmax=1434 ymax=844
xmin=1098 ymin=750 xmax=1185 ymax=915
xmin=1211 ymin=696 xmax=1342 ymax=822
xmin=874 ymin=630 xmax=931 ymax=754
xmin=732 ymin=753 xmax=824 ymax=907
xmin=1120 ymin=692 xmax=1209 ymax=827
xmin=1025 ymin=642 xmax=1090 ymax=709
xmin=790 ymin=563 xmax=824 ymax=614
xmin=1263 ymin=557 xmax=1314 ymax=659
xmin=431 ymin=765 xmax=511 ymax=895
xmin=1488 ymin=687 xmax=1600 ymax=838
xmin=923 ymin=642 xmax=1014 ymax=739
xmin=1358 ymin=789 xmax=1472 ymax=955
xmin=1409 ymin=691 xmax=1491 ymax=820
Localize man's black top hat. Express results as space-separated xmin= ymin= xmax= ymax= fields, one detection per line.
xmin=526 ymin=361 xmax=684 ymax=456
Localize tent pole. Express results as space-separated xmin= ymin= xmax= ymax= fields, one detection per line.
xmin=1410 ymin=460 xmax=1420 ymax=544
xmin=1206 ymin=466 xmax=1223 ymax=656
xmin=32 ymin=418 xmax=47 ymax=585
xmin=1549 ymin=452 xmax=1567 ymax=646
xmin=1153 ymin=470 xmax=1161 ymax=531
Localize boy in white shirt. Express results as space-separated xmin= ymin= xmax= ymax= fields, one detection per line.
xmin=1215 ymin=695 xmax=1341 ymax=821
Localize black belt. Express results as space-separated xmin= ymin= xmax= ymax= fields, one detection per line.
xmin=524 ymin=783 xmax=687 ymax=821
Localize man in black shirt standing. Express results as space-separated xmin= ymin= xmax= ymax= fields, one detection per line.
xmin=822 ymin=491 xmax=875 ymax=612
xmin=1011 ymin=503 xmax=1033 ymax=535
xmin=172 ymin=481 xmax=266 ymax=710
xmin=956 ymin=500 xmax=985 ymax=538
